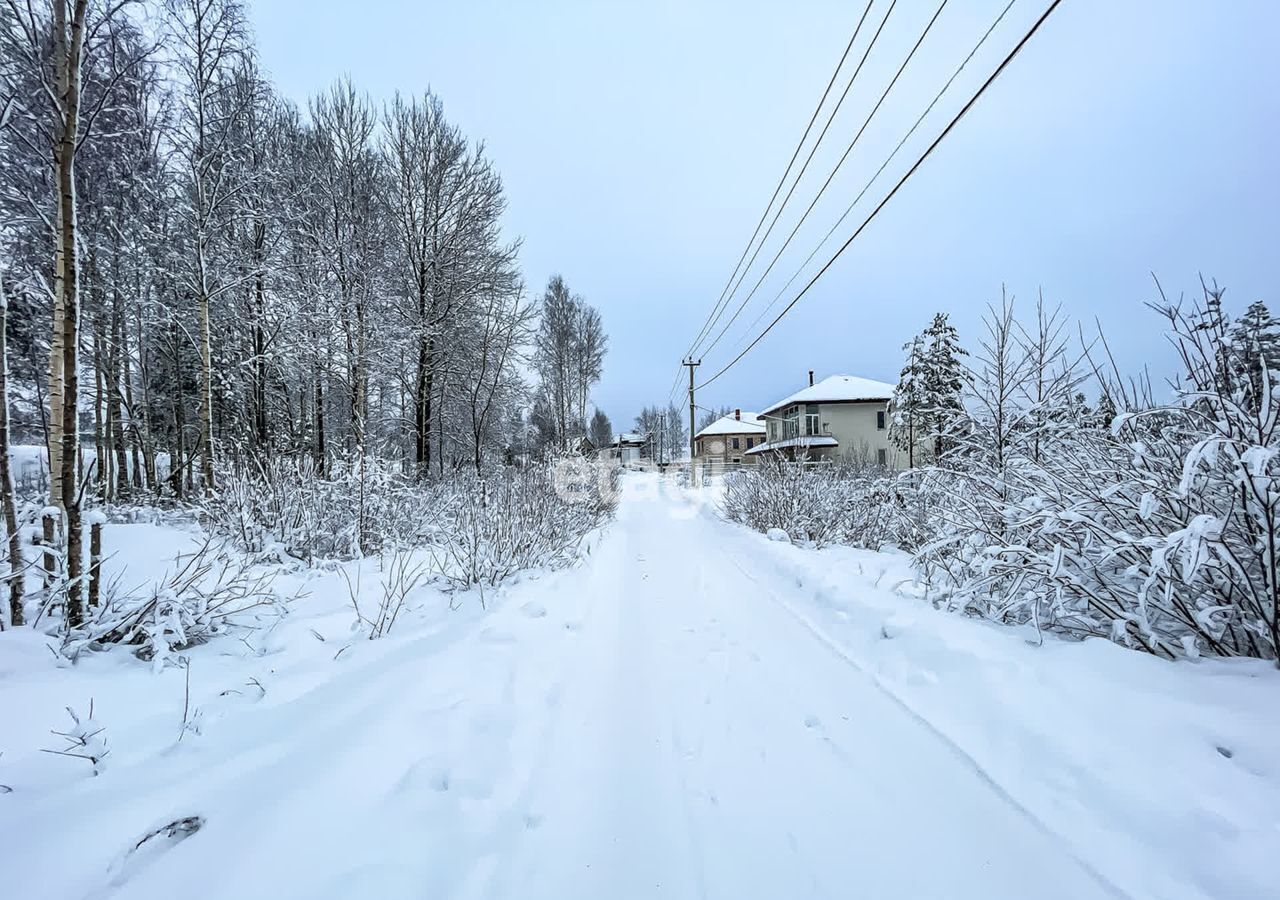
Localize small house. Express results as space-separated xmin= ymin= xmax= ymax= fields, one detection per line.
xmin=694 ymin=409 xmax=766 ymax=465
xmin=745 ymin=372 xmax=900 ymax=468
xmin=605 ymin=432 xmax=649 ymax=466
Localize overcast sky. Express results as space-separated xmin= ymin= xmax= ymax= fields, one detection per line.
xmin=248 ymin=0 xmax=1279 ymax=429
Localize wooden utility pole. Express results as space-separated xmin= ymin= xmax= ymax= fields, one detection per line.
xmin=683 ymin=358 xmax=700 ymax=483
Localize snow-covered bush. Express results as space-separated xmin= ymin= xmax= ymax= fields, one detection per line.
xmin=206 ymin=456 xmax=448 ymax=561
xmin=343 ymin=549 xmax=429 ymax=638
xmin=63 ymin=539 xmax=286 ymax=668
xmin=41 ymin=702 xmax=109 ymax=774
xmin=722 ymin=455 xmax=910 ymax=549
xmin=435 ymin=460 xmax=618 ymax=588
xmin=722 ymin=457 xmax=844 ymax=547
xmin=207 ymin=454 xmax=618 ymax=591
xmin=915 ymin=289 xmax=1280 ymax=662
xmin=728 ymin=287 xmax=1280 ymax=664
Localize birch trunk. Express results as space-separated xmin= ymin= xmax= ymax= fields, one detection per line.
xmin=0 ymin=276 xmax=24 ymax=626
xmin=197 ymin=245 xmax=215 ymax=492
xmin=108 ymin=296 xmax=130 ymax=498
xmin=54 ymin=0 xmax=90 ymax=626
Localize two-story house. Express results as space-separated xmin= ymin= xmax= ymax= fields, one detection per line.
xmin=694 ymin=409 xmax=765 ymax=465
xmin=745 ymin=372 xmax=899 ymax=468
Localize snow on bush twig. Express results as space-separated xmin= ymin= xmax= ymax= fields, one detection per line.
xmin=61 ymin=539 xmax=287 ymax=668
xmin=726 ymin=284 xmax=1280 ymax=664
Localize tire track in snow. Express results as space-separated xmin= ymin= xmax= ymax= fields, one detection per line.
xmin=716 ymin=543 xmax=1134 ymax=900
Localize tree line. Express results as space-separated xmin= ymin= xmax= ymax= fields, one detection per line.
xmin=0 ymin=0 xmax=607 ymax=627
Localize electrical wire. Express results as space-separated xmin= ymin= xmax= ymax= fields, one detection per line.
xmin=725 ymin=0 xmax=1018 ymax=361
xmin=686 ymin=0 xmax=886 ymax=359
xmin=696 ymin=0 xmax=1068 ymax=391
xmin=698 ymin=0 xmax=950 ymax=361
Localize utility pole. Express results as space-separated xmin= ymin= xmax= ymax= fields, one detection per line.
xmin=683 ymin=357 xmax=700 ymax=484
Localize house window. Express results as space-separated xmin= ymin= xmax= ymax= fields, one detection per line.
xmin=746 ymin=437 xmax=754 ymax=449
xmin=783 ymin=406 xmax=799 ymax=439
xmin=805 ymin=404 xmax=820 ymax=436
xmin=877 ymin=410 xmax=886 ymax=431
xmin=769 ymin=420 xmax=778 ymax=441
xmin=877 ymin=448 xmax=888 ymax=466
xmin=732 ymin=437 xmax=740 ymax=450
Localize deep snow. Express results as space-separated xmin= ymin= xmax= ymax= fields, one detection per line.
xmin=0 ymin=472 xmax=1275 ymax=899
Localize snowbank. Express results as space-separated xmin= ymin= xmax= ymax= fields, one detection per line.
xmin=729 ymin=525 xmax=1278 ymax=900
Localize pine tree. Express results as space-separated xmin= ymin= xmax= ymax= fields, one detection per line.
xmin=1093 ymin=390 xmax=1117 ymax=431
xmin=1228 ymin=299 xmax=1280 ymax=412
xmin=889 ymin=334 xmax=926 ymax=468
xmin=919 ymin=313 xmax=966 ymax=461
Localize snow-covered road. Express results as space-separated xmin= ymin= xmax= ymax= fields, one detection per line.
xmin=467 ymin=476 xmax=1117 ymax=899
xmin=3 ymin=472 xmax=1275 ymax=900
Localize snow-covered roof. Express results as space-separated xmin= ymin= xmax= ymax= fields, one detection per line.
xmin=744 ymin=435 xmax=839 ymax=455
xmin=761 ymin=374 xmax=893 ymax=416
xmin=695 ymin=412 xmax=765 ymax=439
xmin=616 ymin=432 xmax=648 ymax=445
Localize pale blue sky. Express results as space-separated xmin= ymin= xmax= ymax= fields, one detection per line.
xmin=248 ymin=0 xmax=1279 ymax=426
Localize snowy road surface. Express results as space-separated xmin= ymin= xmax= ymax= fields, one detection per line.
xmin=2 ymin=473 xmax=1275 ymax=900
xmin=463 ymin=478 xmax=1114 ymax=899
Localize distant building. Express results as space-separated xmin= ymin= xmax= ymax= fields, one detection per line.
xmin=746 ymin=372 xmax=899 ymax=468
xmin=694 ymin=409 xmax=765 ymax=465
xmin=605 ymin=432 xmax=649 ymax=466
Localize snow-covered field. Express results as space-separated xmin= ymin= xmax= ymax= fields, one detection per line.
xmin=1 ymin=473 xmax=1275 ymax=899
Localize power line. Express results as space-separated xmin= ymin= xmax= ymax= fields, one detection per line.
xmin=696 ymin=0 xmax=1068 ymax=392
xmin=725 ymin=0 xmax=1018 ymax=361
xmin=697 ymin=0 xmax=949 ymax=362
xmin=669 ymin=7 xmax=875 ymax=409
xmin=687 ymin=0 xmax=887 ymax=360
xmin=683 ymin=1 xmax=876 ymax=362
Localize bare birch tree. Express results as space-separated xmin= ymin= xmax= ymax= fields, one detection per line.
xmin=162 ymin=0 xmax=248 ymax=493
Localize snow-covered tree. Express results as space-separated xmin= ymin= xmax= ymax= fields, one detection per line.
xmin=889 ymin=334 xmax=926 ymax=468
xmin=532 ymin=276 xmax=607 ymax=451
xmin=0 ymin=0 xmax=609 ymax=638
xmin=1228 ymin=299 xmax=1280 ymax=412
xmin=588 ymin=408 xmax=612 ymax=449
xmin=919 ymin=312 xmax=966 ymax=461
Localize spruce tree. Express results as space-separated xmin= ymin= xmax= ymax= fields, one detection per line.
xmin=889 ymin=334 xmax=926 ymax=468
xmin=1093 ymin=391 xmax=1117 ymax=431
xmin=920 ymin=313 xmax=966 ymax=461
xmin=1228 ymin=299 xmax=1280 ymax=412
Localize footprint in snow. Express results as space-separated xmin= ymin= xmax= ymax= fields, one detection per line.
xmin=803 ymin=715 xmax=822 ymax=730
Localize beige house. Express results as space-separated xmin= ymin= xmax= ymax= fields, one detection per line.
xmin=745 ymin=373 xmax=901 ymax=468
xmin=694 ymin=409 xmax=765 ymax=465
